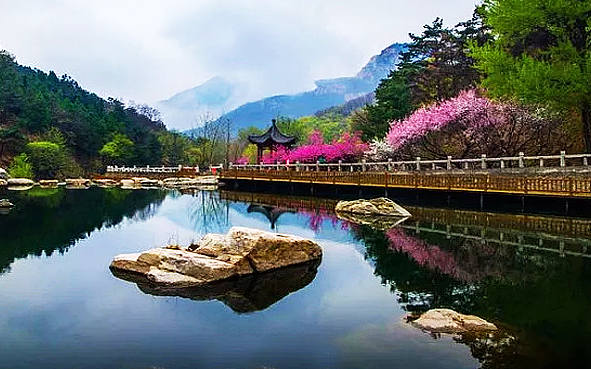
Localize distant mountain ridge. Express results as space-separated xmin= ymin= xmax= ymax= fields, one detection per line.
xmin=180 ymin=42 xmax=406 ymax=135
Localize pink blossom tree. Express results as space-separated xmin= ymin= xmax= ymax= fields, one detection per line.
xmin=260 ymin=130 xmax=368 ymax=164
xmin=384 ymin=89 xmax=571 ymax=159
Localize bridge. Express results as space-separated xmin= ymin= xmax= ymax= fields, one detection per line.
xmin=221 ymin=152 xmax=591 ymax=199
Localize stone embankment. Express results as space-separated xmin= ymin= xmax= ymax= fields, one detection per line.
xmin=110 ymin=227 xmax=322 ymax=287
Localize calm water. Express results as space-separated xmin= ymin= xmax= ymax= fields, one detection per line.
xmin=0 ymin=187 xmax=590 ymax=369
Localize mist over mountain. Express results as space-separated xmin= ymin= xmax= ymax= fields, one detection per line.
xmin=156 ymin=76 xmax=249 ymax=131
xmin=174 ymin=42 xmax=405 ymax=135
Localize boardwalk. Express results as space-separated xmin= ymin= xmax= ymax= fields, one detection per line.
xmin=220 ymin=169 xmax=591 ymax=198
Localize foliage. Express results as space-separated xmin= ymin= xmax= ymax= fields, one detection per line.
xmin=26 ymin=140 xmax=82 ymax=179
xmin=384 ymin=90 xmax=570 ymax=159
xmin=7 ymin=153 xmax=33 ymax=178
xmin=0 ymin=49 xmax=167 ymax=171
xmin=470 ymin=0 xmax=591 ymax=151
xmin=99 ymin=134 xmax=135 ymax=166
xmin=260 ymin=130 xmax=368 ymax=164
xmin=364 ymin=12 xmax=489 ymax=141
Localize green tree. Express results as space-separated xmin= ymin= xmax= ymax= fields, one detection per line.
xmin=99 ymin=133 xmax=135 ymax=166
xmin=471 ymin=0 xmax=591 ymax=151
xmin=26 ymin=141 xmax=81 ymax=179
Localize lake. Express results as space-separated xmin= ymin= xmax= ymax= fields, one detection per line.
xmin=0 ymin=187 xmax=590 ymax=369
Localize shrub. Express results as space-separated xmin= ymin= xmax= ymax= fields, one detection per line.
xmin=8 ymin=153 xmax=34 ymax=178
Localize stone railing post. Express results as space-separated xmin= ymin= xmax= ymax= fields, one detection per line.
xmin=415 ymin=157 xmax=421 ymax=171
xmin=387 ymin=158 xmax=392 ymax=172
xmin=446 ymin=156 xmax=452 ymax=170
xmin=316 ymin=160 xmax=320 ymax=171
xmin=362 ymin=159 xmax=367 ymax=172
xmin=338 ymin=160 xmax=342 ymax=172
xmin=560 ymin=151 xmax=566 ymax=167
xmin=518 ymin=152 xmax=524 ymax=168
xmin=481 ymin=154 xmax=487 ymax=169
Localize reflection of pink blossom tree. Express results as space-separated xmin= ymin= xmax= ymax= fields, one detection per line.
xmin=386 ymin=228 xmax=477 ymax=282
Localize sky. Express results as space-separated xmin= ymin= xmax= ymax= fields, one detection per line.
xmin=0 ymin=0 xmax=480 ymax=106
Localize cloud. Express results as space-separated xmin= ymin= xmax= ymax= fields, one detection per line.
xmin=0 ymin=0 xmax=480 ymax=105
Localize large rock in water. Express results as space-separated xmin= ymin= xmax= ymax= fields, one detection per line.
xmin=335 ymin=197 xmax=411 ymax=217
xmin=335 ymin=198 xmax=410 ymax=229
xmin=110 ymin=227 xmax=323 ymax=288
xmin=112 ymin=259 xmax=321 ymax=313
xmin=412 ymin=308 xmax=497 ymax=334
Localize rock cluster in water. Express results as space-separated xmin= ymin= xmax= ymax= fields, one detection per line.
xmin=411 ymin=308 xmax=497 ymax=334
xmin=110 ymin=227 xmax=323 ymax=287
xmin=0 ymin=176 xmax=218 ymax=190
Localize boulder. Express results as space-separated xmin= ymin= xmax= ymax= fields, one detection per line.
xmin=0 ymin=179 xmax=6 ymax=186
xmin=335 ymin=197 xmax=411 ymax=217
xmin=0 ymin=168 xmax=9 ymax=180
xmin=335 ymin=211 xmax=409 ymax=230
xmin=93 ymin=178 xmax=118 ymax=187
xmin=112 ymin=259 xmax=320 ymax=313
xmin=411 ymin=308 xmax=497 ymax=334
xmin=65 ymin=178 xmax=91 ymax=187
xmin=0 ymin=199 xmax=14 ymax=208
xmin=120 ymin=179 xmax=136 ymax=188
xmin=7 ymin=178 xmax=35 ymax=187
xmin=110 ymin=227 xmax=322 ymax=288
xmin=39 ymin=179 xmax=59 ymax=188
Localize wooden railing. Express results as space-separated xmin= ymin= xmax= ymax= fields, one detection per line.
xmin=230 ymin=151 xmax=591 ymax=173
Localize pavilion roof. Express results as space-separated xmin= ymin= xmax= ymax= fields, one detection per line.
xmin=248 ymin=119 xmax=297 ymax=147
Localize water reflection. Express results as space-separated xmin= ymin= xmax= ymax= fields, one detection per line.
xmin=0 ymin=187 xmax=166 ymax=274
xmin=220 ymin=190 xmax=591 ymax=369
xmin=112 ymin=259 xmax=321 ymax=313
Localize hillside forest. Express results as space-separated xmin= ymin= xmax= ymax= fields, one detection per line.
xmin=1 ymin=0 xmax=589 ymax=179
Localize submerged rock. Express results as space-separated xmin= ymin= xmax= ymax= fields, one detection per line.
xmin=336 ymin=211 xmax=409 ymax=230
xmin=411 ymin=308 xmax=497 ymax=334
xmin=110 ymin=227 xmax=322 ymax=288
xmin=335 ymin=197 xmax=411 ymax=217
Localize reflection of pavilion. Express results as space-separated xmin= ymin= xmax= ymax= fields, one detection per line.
xmin=247 ymin=204 xmax=296 ymax=230
xmin=248 ymin=119 xmax=297 ymax=163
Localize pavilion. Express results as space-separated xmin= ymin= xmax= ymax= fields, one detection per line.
xmin=248 ymin=119 xmax=297 ymax=163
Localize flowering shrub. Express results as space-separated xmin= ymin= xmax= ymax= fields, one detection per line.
xmin=234 ymin=156 xmax=250 ymax=165
xmin=260 ymin=130 xmax=368 ymax=164
xmin=386 ymin=90 xmax=493 ymax=151
xmin=364 ymin=138 xmax=396 ymax=161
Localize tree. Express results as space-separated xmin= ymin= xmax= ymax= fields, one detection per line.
xmin=26 ymin=141 xmax=82 ymax=179
xmin=99 ymin=133 xmax=135 ymax=166
xmin=365 ymin=12 xmax=489 ymax=141
xmin=384 ymin=90 xmax=570 ymax=160
xmin=470 ymin=0 xmax=591 ymax=151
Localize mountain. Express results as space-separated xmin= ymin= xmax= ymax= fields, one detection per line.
xmin=156 ymin=76 xmax=249 ymax=131
xmin=180 ymin=42 xmax=406 ymax=136
xmin=203 ymin=42 xmax=406 ymax=134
